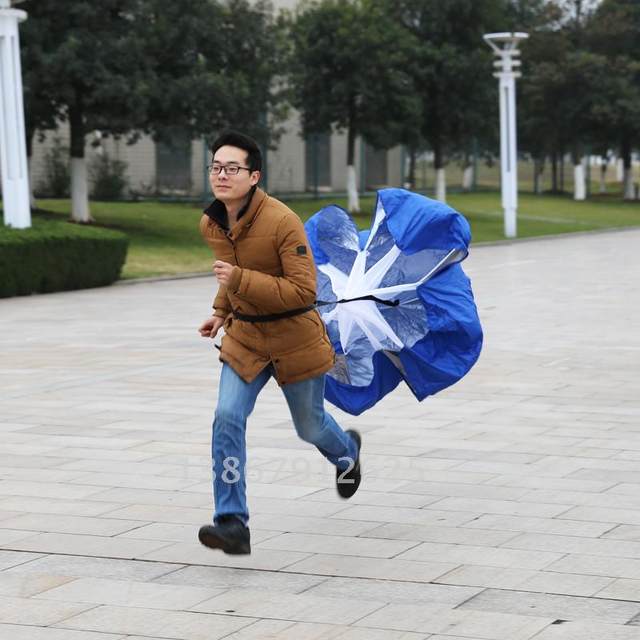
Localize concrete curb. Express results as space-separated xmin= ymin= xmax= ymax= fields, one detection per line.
xmin=115 ymin=271 xmax=212 ymax=286
xmin=473 ymin=224 xmax=640 ymax=248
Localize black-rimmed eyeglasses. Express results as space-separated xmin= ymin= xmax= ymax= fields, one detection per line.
xmin=208 ymin=163 xmax=252 ymax=176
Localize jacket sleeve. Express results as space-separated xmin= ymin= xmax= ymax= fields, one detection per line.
xmin=227 ymin=214 xmax=316 ymax=312
xmin=199 ymin=214 xmax=232 ymax=318
xmin=213 ymin=285 xmax=232 ymax=318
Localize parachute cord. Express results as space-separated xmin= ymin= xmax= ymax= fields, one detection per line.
xmin=317 ymin=295 xmax=399 ymax=308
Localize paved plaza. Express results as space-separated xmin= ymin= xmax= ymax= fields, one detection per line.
xmin=1 ymin=228 xmax=639 ymax=639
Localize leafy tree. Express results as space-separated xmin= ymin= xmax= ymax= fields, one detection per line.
xmin=22 ymin=0 xmax=287 ymax=221
xmin=559 ymin=0 xmax=602 ymax=31
xmin=588 ymin=0 xmax=640 ymax=199
xmin=289 ymin=0 xmax=420 ymax=212
xmin=562 ymin=51 xmax=610 ymax=200
xmin=21 ymin=4 xmax=64 ymax=208
xmin=518 ymin=16 xmax=567 ymax=194
xmin=506 ymin=0 xmax=563 ymax=30
xmin=561 ymin=0 xmax=601 ymax=200
xmin=590 ymin=0 xmax=640 ymax=58
xmin=392 ymin=0 xmax=507 ymax=202
xmin=518 ymin=1 xmax=607 ymax=200
xmin=21 ymin=0 xmax=148 ymax=222
xmin=519 ymin=62 xmax=563 ymax=193
xmin=138 ymin=0 xmax=288 ymax=151
xmin=213 ymin=0 xmax=290 ymax=148
xmin=587 ymin=55 xmax=640 ymax=199
xmin=521 ymin=47 xmax=607 ymax=199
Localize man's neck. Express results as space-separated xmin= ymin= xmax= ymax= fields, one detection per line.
xmin=225 ymin=191 xmax=252 ymax=227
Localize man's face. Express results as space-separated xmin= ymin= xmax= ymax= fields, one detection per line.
xmin=210 ymin=145 xmax=260 ymax=203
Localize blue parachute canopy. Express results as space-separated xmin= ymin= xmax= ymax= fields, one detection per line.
xmin=305 ymin=188 xmax=483 ymax=415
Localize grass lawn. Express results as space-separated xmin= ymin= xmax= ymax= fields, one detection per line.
xmin=35 ymin=190 xmax=640 ymax=279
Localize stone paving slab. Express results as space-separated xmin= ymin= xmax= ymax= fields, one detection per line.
xmin=153 ymin=564 xmax=325 ymax=593
xmin=355 ymin=604 xmax=554 ymax=638
xmin=37 ymin=576 xmax=224 ymax=610
xmin=0 ymin=625 xmax=126 ymax=640
xmin=1 ymin=228 xmax=640 ymax=638
xmin=457 ymin=587 xmax=640 ymax=624
xmin=54 ymin=605 xmax=253 ymax=639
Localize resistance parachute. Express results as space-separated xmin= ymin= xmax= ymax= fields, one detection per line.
xmin=304 ymin=188 xmax=483 ymax=415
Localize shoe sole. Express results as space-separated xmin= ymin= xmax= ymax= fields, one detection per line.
xmin=337 ymin=429 xmax=362 ymax=499
xmin=198 ymin=528 xmax=251 ymax=555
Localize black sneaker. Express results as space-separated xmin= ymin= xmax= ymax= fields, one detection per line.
xmin=336 ymin=429 xmax=361 ymax=499
xmin=198 ymin=515 xmax=251 ymax=555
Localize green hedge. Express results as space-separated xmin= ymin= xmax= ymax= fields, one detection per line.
xmin=0 ymin=218 xmax=129 ymax=297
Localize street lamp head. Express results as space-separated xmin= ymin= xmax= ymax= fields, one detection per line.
xmin=483 ymin=32 xmax=529 ymax=55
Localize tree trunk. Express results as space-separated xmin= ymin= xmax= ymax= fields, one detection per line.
xmin=623 ymin=169 xmax=635 ymax=200
xmin=550 ymin=151 xmax=557 ymax=192
xmin=572 ymin=149 xmax=586 ymax=201
xmin=346 ymin=124 xmax=360 ymax=213
xmin=462 ymin=155 xmax=473 ymax=191
xmin=433 ymin=142 xmax=446 ymax=202
xmin=622 ymin=140 xmax=635 ymax=200
xmin=573 ymin=162 xmax=586 ymax=200
xmin=435 ymin=168 xmax=446 ymax=202
xmin=533 ymin=157 xmax=544 ymax=195
xmin=405 ymin=146 xmax=417 ymax=190
xmin=574 ymin=144 xmax=589 ymax=201
xmin=599 ymin=157 xmax=607 ymax=194
xmin=26 ymin=130 xmax=36 ymax=210
xmin=69 ymin=102 xmax=93 ymax=223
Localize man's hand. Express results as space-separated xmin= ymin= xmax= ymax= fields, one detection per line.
xmin=198 ymin=315 xmax=225 ymax=339
xmin=213 ymin=260 xmax=234 ymax=286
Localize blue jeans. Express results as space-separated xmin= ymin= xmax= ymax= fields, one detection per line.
xmin=211 ymin=363 xmax=358 ymax=525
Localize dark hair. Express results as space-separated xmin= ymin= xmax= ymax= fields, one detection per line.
xmin=210 ymin=130 xmax=262 ymax=172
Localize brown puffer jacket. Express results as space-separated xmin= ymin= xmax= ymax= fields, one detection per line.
xmin=199 ymin=188 xmax=335 ymax=385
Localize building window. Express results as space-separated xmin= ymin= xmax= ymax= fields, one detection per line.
xmin=155 ymin=128 xmax=191 ymax=194
xmin=365 ymin=144 xmax=387 ymax=189
xmin=305 ymin=133 xmax=331 ymax=192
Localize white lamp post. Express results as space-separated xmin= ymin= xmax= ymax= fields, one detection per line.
xmin=484 ymin=32 xmax=528 ymax=239
xmin=0 ymin=0 xmax=30 ymax=228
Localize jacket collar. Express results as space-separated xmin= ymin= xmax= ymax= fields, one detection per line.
xmin=204 ymin=186 xmax=266 ymax=235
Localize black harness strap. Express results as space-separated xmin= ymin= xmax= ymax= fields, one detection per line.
xmin=232 ymin=305 xmax=316 ymax=323
xmin=232 ymin=295 xmax=399 ymax=323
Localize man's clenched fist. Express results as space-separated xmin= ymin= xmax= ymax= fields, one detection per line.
xmin=213 ymin=260 xmax=234 ymax=286
xmin=198 ymin=315 xmax=225 ymax=339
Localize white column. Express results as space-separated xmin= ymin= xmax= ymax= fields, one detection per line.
xmin=0 ymin=4 xmax=30 ymax=228
xmin=485 ymin=33 xmax=527 ymax=240
xmin=498 ymin=63 xmax=518 ymax=238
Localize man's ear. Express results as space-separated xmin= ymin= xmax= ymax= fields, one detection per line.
xmin=251 ymin=171 xmax=261 ymax=186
